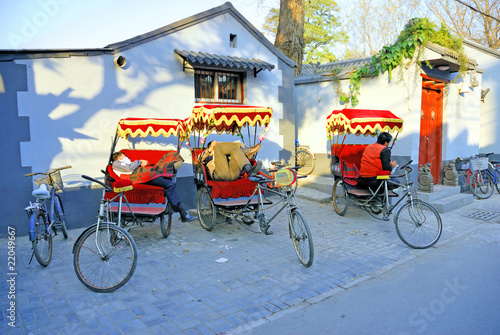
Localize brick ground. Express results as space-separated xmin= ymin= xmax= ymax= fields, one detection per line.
xmin=1 ymin=190 xmax=499 ymax=334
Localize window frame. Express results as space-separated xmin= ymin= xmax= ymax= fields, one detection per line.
xmin=194 ymin=68 xmax=245 ymax=104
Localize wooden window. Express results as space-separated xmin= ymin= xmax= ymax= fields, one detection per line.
xmin=195 ymin=69 xmax=243 ymax=103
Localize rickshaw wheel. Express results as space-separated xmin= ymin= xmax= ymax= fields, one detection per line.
xmin=160 ymin=203 xmax=172 ymax=238
xmin=332 ymin=178 xmax=349 ymax=216
xmin=197 ymin=187 xmax=217 ymax=231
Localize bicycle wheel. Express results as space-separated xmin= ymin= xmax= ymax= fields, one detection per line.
xmin=197 ymin=187 xmax=217 ymax=231
xmin=332 ymin=178 xmax=349 ymax=216
xmin=160 ymin=202 xmax=172 ymax=238
xmin=32 ymin=211 xmax=53 ymax=267
xmin=469 ymin=171 xmax=494 ymax=199
xmin=495 ymin=179 xmax=500 ymax=194
xmin=296 ymin=149 xmax=315 ymax=175
xmin=289 ymin=209 xmax=314 ymax=267
xmin=73 ymin=224 xmax=137 ymax=293
xmin=54 ymin=194 xmax=68 ymax=239
xmin=395 ymin=200 xmax=442 ymax=249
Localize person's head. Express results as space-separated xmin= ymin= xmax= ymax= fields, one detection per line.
xmin=112 ymin=152 xmax=125 ymax=161
xmin=206 ymin=140 xmax=217 ymax=150
xmin=376 ymin=132 xmax=392 ymax=146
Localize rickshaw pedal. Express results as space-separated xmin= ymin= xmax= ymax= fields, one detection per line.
xmin=382 ymin=216 xmax=390 ymax=221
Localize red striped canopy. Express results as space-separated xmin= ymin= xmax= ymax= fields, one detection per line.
xmin=116 ymin=118 xmax=188 ymax=139
xmin=188 ymin=105 xmax=273 ymax=135
xmin=326 ymin=109 xmax=404 ymax=137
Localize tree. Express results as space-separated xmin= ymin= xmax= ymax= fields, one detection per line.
xmin=340 ymin=0 xmax=425 ymax=59
xmin=264 ymin=0 xmax=346 ymax=65
xmin=425 ymin=0 xmax=500 ymax=49
xmin=274 ymin=0 xmax=306 ymax=76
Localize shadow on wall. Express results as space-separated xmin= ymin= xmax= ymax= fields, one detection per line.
xmin=16 ymin=15 xmax=286 ymax=234
xmin=18 ymin=56 xmax=191 ymax=233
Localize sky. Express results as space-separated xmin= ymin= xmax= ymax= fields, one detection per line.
xmin=0 ymin=0 xmax=276 ymax=50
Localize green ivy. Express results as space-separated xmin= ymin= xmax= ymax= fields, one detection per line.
xmin=339 ymin=18 xmax=467 ymax=107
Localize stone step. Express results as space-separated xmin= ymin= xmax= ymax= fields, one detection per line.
xmin=417 ymin=184 xmax=461 ymax=202
xmin=297 ymin=175 xmax=334 ymax=194
xmin=298 ymin=177 xmax=473 ymax=214
xmin=425 ymin=193 xmax=474 ymax=214
xmin=295 ymin=185 xmax=332 ymax=203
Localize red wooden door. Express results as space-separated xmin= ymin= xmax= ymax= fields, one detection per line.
xmin=419 ymin=81 xmax=443 ymax=183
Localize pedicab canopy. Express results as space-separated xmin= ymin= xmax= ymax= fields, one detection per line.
xmin=326 ymin=108 xmax=404 ymax=137
xmin=188 ymin=105 xmax=273 ymax=135
xmin=116 ymin=117 xmax=188 ymax=140
xmin=326 ymin=109 xmax=404 ymax=163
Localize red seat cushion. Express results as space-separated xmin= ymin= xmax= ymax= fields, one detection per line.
xmin=207 ymin=178 xmax=257 ymax=199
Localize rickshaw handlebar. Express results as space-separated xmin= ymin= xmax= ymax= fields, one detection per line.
xmin=82 ymin=174 xmax=113 ymax=193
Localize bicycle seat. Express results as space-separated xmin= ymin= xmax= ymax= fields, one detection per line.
xmin=32 ymin=184 xmax=50 ymax=199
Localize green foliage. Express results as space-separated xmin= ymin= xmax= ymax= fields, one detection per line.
xmin=339 ymin=17 xmax=467 ymax=107
xmin=263 ymin=0 xmax=346 ymax=63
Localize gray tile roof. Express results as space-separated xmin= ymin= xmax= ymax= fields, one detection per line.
xmin=426 ymin=42 xmax=478 ymax=68
xmin=174 ymin=49 xmax=275 ymax=72
xmin=300 ymin=57 xmax=372 ymax=75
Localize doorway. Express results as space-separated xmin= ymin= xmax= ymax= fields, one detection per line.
xmin=419 ymin=75 xmax=445 ymax=183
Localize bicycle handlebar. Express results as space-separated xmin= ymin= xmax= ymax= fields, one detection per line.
xmin=82 ymin=174 xmax=113 ymax=192
xmin=392 ymin=160 xmax=413 ymax=178
xmin=24 ymin=165 xmax=72 ymax=177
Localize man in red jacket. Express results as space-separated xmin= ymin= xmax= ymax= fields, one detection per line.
xmin=359 ymin=132 xmax=399 ymax=189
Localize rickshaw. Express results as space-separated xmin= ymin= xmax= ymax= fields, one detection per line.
xmin=327 ymin=108 xmax=442 ymax=249
xmin=102 ymin=117 xmax=190 ymax=238
xmin=187 ymin=105 xmax=314 ymax=267
xmin=73 ymin=117 xmax=190 ymax=292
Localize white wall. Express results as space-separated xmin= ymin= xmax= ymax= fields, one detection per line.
xmin=441 ymin=71 xmax=481 ymax=160
xmin=464 ymin=44 xmax=500 ymax=155
xmin=17 ymin=13 xmax=284 ymax=187
xmin=296 ymin=60 xmax=482 ymax=167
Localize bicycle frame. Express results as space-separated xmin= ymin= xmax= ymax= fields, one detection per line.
xmin=343 ymin=164 xmax=416 ymax=218
xmin=76 ymin=176 xmax=136 ymax=258
xmin=486 ymin=162 xmax=499 ymax=183
xmin=212 ymin=173 xmax=297 ymax=234
xmin=256 ymin=182 xmax=297 ymax=225
xmin=26 ymin=185 xmax=60 ymax=241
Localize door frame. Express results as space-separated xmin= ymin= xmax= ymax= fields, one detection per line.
xmin=419 ymin=74 xmax=447 ymax=183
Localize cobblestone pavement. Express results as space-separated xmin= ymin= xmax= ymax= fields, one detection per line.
xmin=1 ymin=189 xmax=499 ymax=334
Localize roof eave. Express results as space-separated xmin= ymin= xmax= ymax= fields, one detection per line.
xmin=106 ymin=2 xmax=296 ymax=68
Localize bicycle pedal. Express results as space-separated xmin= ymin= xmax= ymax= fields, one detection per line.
xmin=264 ymin=225 xmax=273 ymax=235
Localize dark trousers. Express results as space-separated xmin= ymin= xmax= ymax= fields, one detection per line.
xmin=359 ymin=177 xmax=401 ymax=191
xmin=146 ymin=177 xmax=182 ymax=212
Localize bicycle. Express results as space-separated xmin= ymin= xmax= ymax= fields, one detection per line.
xmin=295 ymin=140 xmax=316 ymax=176
xmin=456 ymin=155 xmax=494 ymax=199
xmin=333 ymin=160 xmax=442 ymax=249
xmin=197 ymin=166 xmax=314 ymax=267
xmin=72 ymin=174 xmax=138 ymax=292
xmin=24 ymin=166 xmax=71 ymax=266
xmin=469 ymin=153 xmax=500 ymax=199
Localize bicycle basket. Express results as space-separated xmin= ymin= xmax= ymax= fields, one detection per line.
xmin=470 ymin=157 xmax=488 ymax=172
xmin=455 ymin=159 xmax=470 ymax=171
xmin=34 ymin=169 xmax=64 ymax=192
